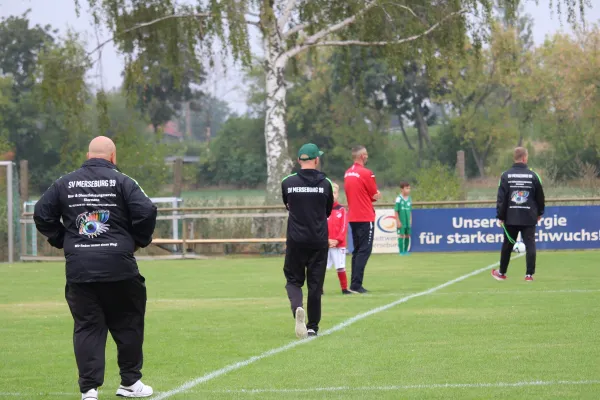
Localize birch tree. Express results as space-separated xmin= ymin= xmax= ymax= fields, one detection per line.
xmin=75 ymin=0 xmax=587 ymax=201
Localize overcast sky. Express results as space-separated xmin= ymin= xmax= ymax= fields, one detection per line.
xmin=2 ymin=0 xmax=600 ymax=113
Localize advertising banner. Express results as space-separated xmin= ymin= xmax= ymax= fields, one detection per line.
xmin=347 ymin=206 xmax=600 ymax=253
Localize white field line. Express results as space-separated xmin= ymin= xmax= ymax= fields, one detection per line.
xmin=207 ymin=379 xmax=600 ymax=394
xmin=2 ymin=379 xmax=599 ymax=397
xmin=152 ymin=255 xmax=523 ymax=400
xmin=404 ymin=288 xmax=600 ymax=297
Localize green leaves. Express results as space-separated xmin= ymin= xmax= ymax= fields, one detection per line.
xmin=530 ymin=26 xmax=600 ymax=178
xmin=202 ymin=117 xmax=267 ymax=187
xmin=36 ymin=32 xmax=91 ymax=175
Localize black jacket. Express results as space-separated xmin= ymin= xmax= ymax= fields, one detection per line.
xmin=496 ymin=163 xmax=545 ymax=226
xmin=34 ymin=159 xmax=157 ymax=283
xmin=282 ymin=169 xmax=334 ymax=249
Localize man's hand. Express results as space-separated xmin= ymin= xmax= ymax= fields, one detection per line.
xmin=538 ymin=216 xmax=541 ymax=222
xmin=373 ymin=190 xmax=381 ymax=201
xmin=497 ymin=219 xmax=504 ymax=226
xmin=396 ymin=219 xmax=402 ymax=229
xmin=328 ymin=239 xmax=338 ymax=248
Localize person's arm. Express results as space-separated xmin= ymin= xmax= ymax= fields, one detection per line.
xmin=336 ymin=207 xmax=348 ymax=243
xmin=326 ymin=182 xmax=334 ymax=218
xmin=124 ymin=177 xmax=157 ymax=248
xmin=496 ymin=174 xmax=509 ymax=222
xmin=364 ymin=170 xmax=379 ymax=202
xmin=34 ymin=181 xmax=66 ymax=249
xmin=534 ymin=171 xmax=545 ymax=218
xmin=282 ymin=180 xmax=289 ymax=211
xmin=394 ymin=199 xmax=402 ymax=228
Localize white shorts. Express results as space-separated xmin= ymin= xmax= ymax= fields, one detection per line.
xmin=327 ymin=248 xmax=347 ymax=270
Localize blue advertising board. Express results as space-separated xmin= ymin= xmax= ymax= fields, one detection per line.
xmin=347 ymin=206 xmax=600 ymax=253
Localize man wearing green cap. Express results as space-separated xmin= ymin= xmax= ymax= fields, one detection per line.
xmin=281 ymin=143 xmax=334 ymax=339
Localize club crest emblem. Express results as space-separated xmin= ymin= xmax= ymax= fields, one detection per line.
xmin=511 ymin=191 xmax=529 ymax=205
xmin=76 ymin=210 xmax=110 ymax=238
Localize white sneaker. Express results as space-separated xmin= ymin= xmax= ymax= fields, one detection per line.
xmin=82 ymin=389 xmax=98 ymax=400
xmin=116 ymin=380 xmax=153 ymax=398
xmin=295 ymin=307 xmax=308 ymax=339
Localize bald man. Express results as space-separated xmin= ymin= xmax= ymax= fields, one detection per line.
xmin=34 ymin=136 xmax=157 ymax=399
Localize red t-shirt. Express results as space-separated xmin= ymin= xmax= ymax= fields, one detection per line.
xmin=327 ymin=202 xmax=347 ymax=248
xmin=344 ymin=163 xmax=379 ymax=222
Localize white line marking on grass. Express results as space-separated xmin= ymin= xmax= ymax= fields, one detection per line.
xmin=432 ymin=288 xmax=600 ymax=296
xmin=153 ymin=255 xmax=522 ymax=400
xmin=204 ymin=379 xmax=600 ymax=394
xmin=3 ymin=379 xmax=600 ymax=397
xmin=364 ymin=288 xmax=600 ymax=299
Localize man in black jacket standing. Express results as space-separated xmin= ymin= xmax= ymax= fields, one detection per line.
xmin=282 ymin=143 xmax=334 ymax=339
xmin=492 ymin=147 xmax=545 ymax=282
xmin=34 ymin=136 xmax=157 ymax=400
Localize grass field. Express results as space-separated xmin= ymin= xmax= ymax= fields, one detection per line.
xmin=1 ymin=251 xmax=599 ymax=399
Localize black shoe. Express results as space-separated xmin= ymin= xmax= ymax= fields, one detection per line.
xmin=307 ymin=329 xmax=318 ymax=337
xmin=342 ymin=289 xmax=353 ymax=295
xmin=356 ymin=287 xmax=369 ymax=294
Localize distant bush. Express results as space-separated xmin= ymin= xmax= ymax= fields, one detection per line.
xmin=113 ymin=133 xmax=170 ymax=196
xmin=198 ymin=117 xmax=267 ymax=187
xmin=414 ymin=162 xmax=465 ymax=202
xmin=372 ymin=144 xmax=420 ymax=187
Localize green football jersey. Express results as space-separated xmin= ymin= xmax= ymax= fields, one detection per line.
xmin=395 ymin=195 xmax=412 ymax=225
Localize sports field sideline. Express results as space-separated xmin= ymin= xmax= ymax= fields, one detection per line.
xmin=0 ymin=251 xmax=599 ymax=399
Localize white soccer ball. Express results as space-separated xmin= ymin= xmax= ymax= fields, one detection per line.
xmin=513 ymin=241 xmax=526 ymax=253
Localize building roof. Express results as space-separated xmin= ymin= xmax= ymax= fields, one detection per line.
xmin=148 ymin=121 xmax=183 ymax=138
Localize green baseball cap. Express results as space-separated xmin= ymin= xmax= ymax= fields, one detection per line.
xmin=297 ymin=143 xmax=324 ymax=161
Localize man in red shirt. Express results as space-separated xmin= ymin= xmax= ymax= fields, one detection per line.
xmin=344 ymin=145 xmax=381 ymax=293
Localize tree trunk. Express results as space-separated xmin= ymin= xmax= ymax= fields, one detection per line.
xmin=254 ymin=19 xmax=292 ymax=254
xmin=413 ymin=98 xmax=432 ymax=147
xmin=397 ymin=116 xmax=415 ymax=150
xmin=417 ymin=125 xmax=423 ymax=167
xmin=263 ymin=28 xmax=294 ymax=204
xmin=517 ymin=134 xmax=523 ymax=147
xmin=470 ymin=146 xmax=486 ymax=178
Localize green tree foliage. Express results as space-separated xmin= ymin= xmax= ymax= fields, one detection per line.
xmin=37 ymin=32 xmax=92 ymax=175
xmin=112 ymin=2 xmax=206 ymax=131
xmin=75 ymin=0 xmax=587 ymax=201
xmin=199 ymin=117 xmax=266 ymax=187
xmin=329 ymin=47 xmax=447 ymax=165
xmin=0 ymin=13 xmax=95 ymax=191
xmin=0 ymin=12 xmax=61 ymax=190
xmin=530 ymin=26 xmax=600 ymax=178
xmin=0 ymin=77 xmax=14 ymax=153
xmin=87 ymin=91 xmax=170 ymax=195
xmin=0 ymin=12 xmax=175 ymax=195
xmin=0 ymin=11 xmax=56 ymax=90
xmin=414 ymin=162 xmax=465 ymax=201
xmin=286 ymin=53 xmax=386 ymax=179
xmin=438 ymin=21 xmax=533 ymax=177
xmin=178 ymin=94 xmax=232 ymax=141
xmin=130 ymin=66 xmax=204 ymax=132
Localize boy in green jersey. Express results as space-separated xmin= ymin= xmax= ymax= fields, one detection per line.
xmin=395 ymin=182 xmax=412 ymax=255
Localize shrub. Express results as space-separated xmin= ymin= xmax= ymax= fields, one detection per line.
xmin=414 ymin=162 xmax=465 ymax=202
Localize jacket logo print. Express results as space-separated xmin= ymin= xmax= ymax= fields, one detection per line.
xmin=76 ymin=210 xmax=110 ymax=238
xmin=511 ymin=190 xmax=529 ymax=205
